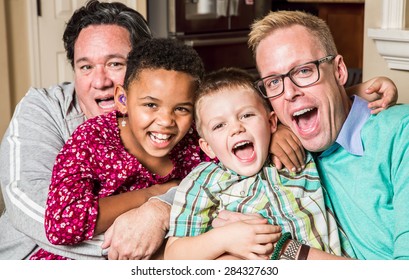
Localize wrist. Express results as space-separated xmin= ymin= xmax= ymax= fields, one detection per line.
xmin=270 ymin=232 xmax=310 ymax=260
xmin=270 ymin=232 xmax=291 ymax=260
xmin=279 ymin=239 xmax=310 ymax=260
xmin=147 ymin=198 xmax=171 ymax=229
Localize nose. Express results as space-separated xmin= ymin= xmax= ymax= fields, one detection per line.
xmin=282 ymin=76 xmax=302 ymax=101
xmin=156 ymin=109 xmax=175 ymax=127
xmin=91 ymin=65 xmax=113 ymax=89
xmin=230 ymin=120 xmax=245 ymax=136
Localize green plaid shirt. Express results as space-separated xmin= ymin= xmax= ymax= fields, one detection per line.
xmin=168 ymin=153 xmax=355 ymax=258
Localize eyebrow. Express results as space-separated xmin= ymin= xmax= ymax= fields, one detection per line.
xmin=74 ymin=54 xmax=127 ymax=65
xmin=140 ymin=96 xmax=194 ymax=107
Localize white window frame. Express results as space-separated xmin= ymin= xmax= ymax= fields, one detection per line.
xmin=368 ymin=0 xmax=409 ymax=71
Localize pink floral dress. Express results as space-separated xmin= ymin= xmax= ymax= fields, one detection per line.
xmin=30 ymin=110 xmax=209 ymax=260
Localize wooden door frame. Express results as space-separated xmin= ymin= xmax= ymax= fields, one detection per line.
xmin=27 ymin=0 xmax=40 ymax=86
xmin=0 ymin=0 xmax=12 ymax=133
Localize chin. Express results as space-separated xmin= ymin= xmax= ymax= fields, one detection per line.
xmin=302 ymin=140 xmax=331 ymax=153
xmin=237 ymin=165 xmax=262 ymax=177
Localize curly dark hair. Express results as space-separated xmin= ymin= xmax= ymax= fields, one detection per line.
xmin=63 ymin=0 xmax=152 ymax=68
xmin=123 ymin=38 xmax=205 ymax=91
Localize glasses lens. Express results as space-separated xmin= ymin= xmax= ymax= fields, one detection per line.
xmin=259 ymin=75 xmax=283 ymax=98
xmin=290 ymin=63 xmax=319 ymax=87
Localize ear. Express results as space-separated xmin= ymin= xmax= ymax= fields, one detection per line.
xmin=333 ymin=55 xmax=349 ymax=86
xmin=199 ymin=138 xmax=217 ymax=159
xmin=114 ymin=85 xmax=127 ymax=114
xmin=269 ymin=111 xmax=278 ymax=133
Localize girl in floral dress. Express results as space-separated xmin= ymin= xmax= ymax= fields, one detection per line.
xmin=31 ymin=38 xmax=209 ymax=259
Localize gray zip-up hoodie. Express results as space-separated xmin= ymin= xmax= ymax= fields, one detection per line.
xmin=0 ymin=82 xmax=105 ymax=259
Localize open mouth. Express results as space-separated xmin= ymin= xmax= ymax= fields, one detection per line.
xmin=293 ymin=107 xmax=318 ymax=133
xmin=96 ymin=97 xmax=115 ymax=110
xmin=232 ymin=141 xmax=255 ymax=161
xmin=149 ymin=132 xmax=172 ymax=144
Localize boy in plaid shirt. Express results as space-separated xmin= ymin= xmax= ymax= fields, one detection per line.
xmin=165 ymin=68 xmax=355 ymax=260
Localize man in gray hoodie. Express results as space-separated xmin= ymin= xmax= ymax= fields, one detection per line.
xmin=0 ymin=0 xmax=173 ymax=260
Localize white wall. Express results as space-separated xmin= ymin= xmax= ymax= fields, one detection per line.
xmin=363 ymin=0 xmax=409 ymax=104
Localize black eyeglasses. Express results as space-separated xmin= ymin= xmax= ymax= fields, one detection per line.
xmin=255 ymin=55 xmax=335 ymax=99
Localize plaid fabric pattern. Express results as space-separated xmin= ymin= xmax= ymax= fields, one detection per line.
xmin=168 ymin=153 xmax=355 ymax=257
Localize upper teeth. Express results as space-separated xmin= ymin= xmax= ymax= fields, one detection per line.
xmin=293 ymin=108 xmax=313 ymax=117
xmin=151 ymin=133 xmax=171 ymax=140
xmin=233 ymin=141 xmax=250 ymax=149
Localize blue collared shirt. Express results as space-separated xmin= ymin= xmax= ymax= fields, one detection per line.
xmin=321 ymin=95 xmax=370 ymax=157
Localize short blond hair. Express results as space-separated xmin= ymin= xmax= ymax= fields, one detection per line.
xmin=248 ymin=10 xmax=338 ymax=57
xmin=194 ymin=67 xmax=271 ymax=137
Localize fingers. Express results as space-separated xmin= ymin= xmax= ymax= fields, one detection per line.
xmin=270 ymin=124 xmax=306 ymax=172
xmin=215 ymin=210 xmax=241 ymax=225
xmin=217 ymin=210 xmax=262 ymax=222
xmin=367 ymin=100 xmax=387 ymax=114
xmin=241 ymin=218 xmax=269 ymax=226
xmin=108 ymin=244 xmax=150 ymax=260
xmin=246 ymin=231 xmax=281 ymax=259
xmin=245 ymin=244 xmax=274 ymax=260
xmin=289 ymin=133 xmax=306 ymax=167
xmin=255 ymin=234 xmax=282 ymax=247
xmin=212 ymin=217 xmax=228 ymax=228
xmin=272 ymin=156 xmax=283 ymax=170
xmin=254 ymin=223 xmax=282 ymax=234
xmin=213 ymin=211 xmax=253 ymax=228
xmin=365 ymin=80 xmax=382 ymax=94
xmin=250 ymin=242 xmax=274 ymax=256
xmin=368 ymin=93 xmax=397 ymax=114
xmin=107 ymin=248 xmax=119 ymax=260
xmin=272 ymin=145 xmax=298 ymax=171
xmin=217 ymin=210 xmax=236 ymax=220
xmin=213 ymin=211 xmax=270 ymax=228
xmin=365 ymin=77 xmax=398 ymax=114
xmin=241 ymin=213 xmax=265 ymax=221
xmin=271 ymin=138 xmax=305 ymax=172
xmin=240 ymin=220 xmax=281 ymax=236
xmin=101 ymin=225 xmax=113 ymax=249
xmin=212 ymin=210 xmax=264 ymax=227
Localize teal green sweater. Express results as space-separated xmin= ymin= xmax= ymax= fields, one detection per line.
xmin=316 ymin=97 xmax=409 ymax=259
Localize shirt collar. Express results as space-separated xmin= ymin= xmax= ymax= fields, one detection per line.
xmin=334 ymin=95 xmax=371 ymax=156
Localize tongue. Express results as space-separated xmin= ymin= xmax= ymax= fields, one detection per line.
xmin=297 ymin=109 xmax=316 ymax=131
xmin=235 ymin=145 xmax=254 ymax=160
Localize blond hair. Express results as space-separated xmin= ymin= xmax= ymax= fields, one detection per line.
xmin=248 ymin=10 xmax=338 ymax=57
xmin=194 ymin=67 xmax=271 ymax=137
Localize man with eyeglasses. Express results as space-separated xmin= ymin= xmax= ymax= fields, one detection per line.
xmin=255 ymin=55 xmax=335 ymax=100
xmin=246 ymin=10 xmax=409 ymax=259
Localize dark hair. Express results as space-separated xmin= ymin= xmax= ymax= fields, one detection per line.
xmin=63 ymin=0 xmax=152 ymax=67
xmin=194 ymin=67 xmax=272 ymax=136
xmin=123 ymin=38 xmax=204 ymax=90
